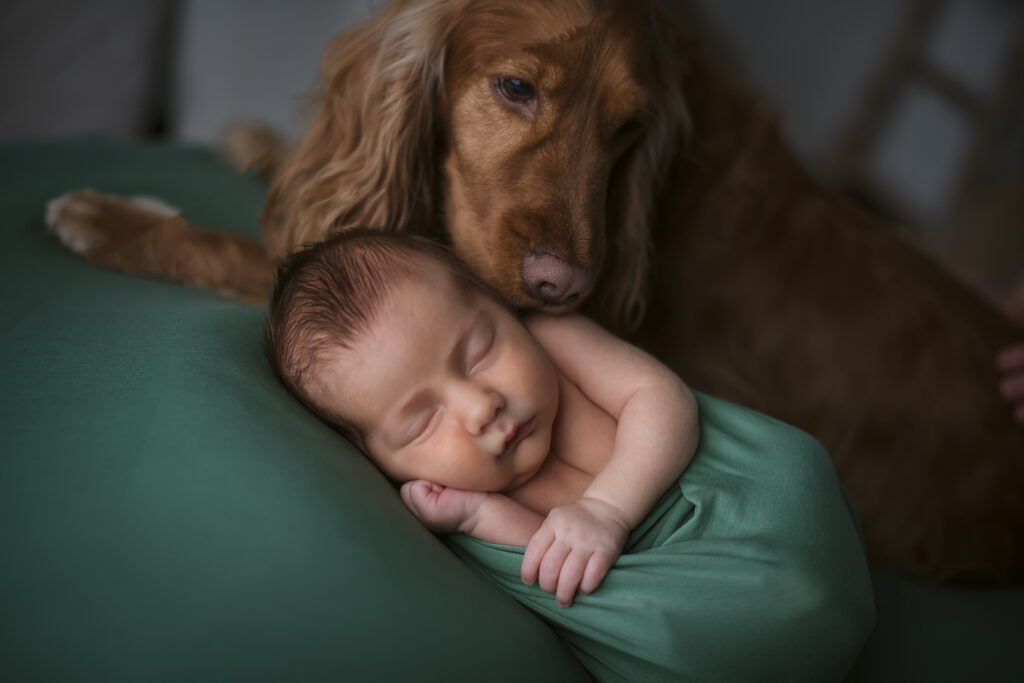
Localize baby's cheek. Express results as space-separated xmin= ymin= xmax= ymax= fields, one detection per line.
xmin=433 ymin=433 xmax=482 ymax=487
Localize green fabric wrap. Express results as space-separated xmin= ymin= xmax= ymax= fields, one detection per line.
xmin=448 ymin=392 xmax=876 ymax=682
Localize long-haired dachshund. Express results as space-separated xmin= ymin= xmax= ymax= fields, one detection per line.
xmin=46 ymin=0 xmax=1023 ymax=583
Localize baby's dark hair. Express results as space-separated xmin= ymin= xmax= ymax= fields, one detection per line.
xmin=265 ymin=228 xmax=504 ymax=446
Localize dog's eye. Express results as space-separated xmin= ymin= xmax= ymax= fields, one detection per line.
xmin=615 ymin=120 xmax=642 ymax=141
xmin=496 ymin=77 xmax=536 ymax=103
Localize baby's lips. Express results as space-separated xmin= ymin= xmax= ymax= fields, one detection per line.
xmin=503 ymin=418 xmax=535 ymax=453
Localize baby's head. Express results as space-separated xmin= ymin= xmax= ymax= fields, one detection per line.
xmin=266 ymin=229 xmax=558 ymax=491
xmin=266 ymin=229 xmax=498 ymax=442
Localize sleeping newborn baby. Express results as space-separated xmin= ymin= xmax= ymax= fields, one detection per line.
xmin=265 ymin=229 xmax=874 ymax=682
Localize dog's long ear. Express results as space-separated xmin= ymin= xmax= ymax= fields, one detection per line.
xmin=262 ymin=0 xmax=459 ymax=257
xmin=596 ymin=5 xmax=690 ymax=334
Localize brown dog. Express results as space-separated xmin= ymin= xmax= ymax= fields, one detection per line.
xmin=46 ymin=0 xmax=1023 ymax=583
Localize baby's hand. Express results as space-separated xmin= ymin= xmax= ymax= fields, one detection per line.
xmin=999 ymin=283 xmax=1024 ymax=425
xmin=400 ymin=480 xmax=487 ymax=533
xmin=998 ymin=344 xmax=1024 ymax=424
xmin=521 ymin=497 xmax=630 ymax=607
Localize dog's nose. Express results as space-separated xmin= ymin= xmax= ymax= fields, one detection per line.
xmin=523 ymin=250 xmax=592 ymax=306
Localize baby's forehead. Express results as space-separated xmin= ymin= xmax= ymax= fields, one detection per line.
xmin=382 ymin=264 xmax=480 ymax=317
xmin=313 ymin=281 xmax=454 ymax=380
xmin=323 ymin=277 xmax=491 ymax=395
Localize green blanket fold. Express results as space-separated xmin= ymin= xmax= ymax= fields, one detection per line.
xmin=448 ymin=392 xmax=876 ymax=682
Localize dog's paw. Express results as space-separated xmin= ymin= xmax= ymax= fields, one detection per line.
xmin=45 ymin=189 xmax=179 ymax=257
xmin=46 ymin=190 xmax=105 ymax=254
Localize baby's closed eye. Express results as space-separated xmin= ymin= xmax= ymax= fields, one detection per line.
xmin=465 ymin=321 xmax=495 ymax=373
xmin=405 ymin=409 xmax=441 ymax=445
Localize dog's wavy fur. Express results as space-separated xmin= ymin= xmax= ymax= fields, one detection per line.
xmin=46 ymin=0 xmax=1023 ymax=583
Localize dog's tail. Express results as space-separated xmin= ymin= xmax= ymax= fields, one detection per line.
xmin=220 ymin=121 xmax=292 ymax=182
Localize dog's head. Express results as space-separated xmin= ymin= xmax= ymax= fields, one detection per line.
xmin=268 ymin=0 xmax=687 ymax=331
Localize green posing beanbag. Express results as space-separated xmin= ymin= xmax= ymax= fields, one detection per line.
xmin=0 ymin=138 xmax=589 ymax=682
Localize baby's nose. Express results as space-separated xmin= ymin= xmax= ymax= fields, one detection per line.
xmin=454 ymin=382 xmax=504 ymax=435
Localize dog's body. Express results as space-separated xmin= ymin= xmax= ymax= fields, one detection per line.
xmin=47 ymin=0 xmax=1022 ymax=582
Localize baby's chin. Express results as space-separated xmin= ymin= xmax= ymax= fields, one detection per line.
xmin=502 ymin=446 xmax=551 ymax=492
xmin=434 ymin=468 xmax=534 ymax=493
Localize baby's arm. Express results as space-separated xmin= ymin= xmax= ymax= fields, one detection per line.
xmin=401 ymin=480 xmax=543 ymax=546
xmin=522 ymin=314 xmax=699 ymax=605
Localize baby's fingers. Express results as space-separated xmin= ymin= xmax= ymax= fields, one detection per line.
xmin=399 ymin=480 xmax=442 ymax=517
xmin=538 ymin=542 xmax=572 ymax=595
xmin=555 ymin=551 xmax=591 ymax=607
xmin=579 ymin=550 xmax=616 ymax=595
xmin=521 ymin=527 xmax=555 ymax=586
xmin=997 ymin=345 xmax=1024 ymax=374
xmin=1002 ymin=372 xmax=1024 ymax=400
xmin=399 ymin=480 xmax=425 ymax=513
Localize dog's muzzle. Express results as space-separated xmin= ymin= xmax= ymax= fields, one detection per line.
xmin=522 ymin=249 xmax=593 ymax=307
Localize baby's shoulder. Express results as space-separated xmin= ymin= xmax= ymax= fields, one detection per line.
xmin=521 ymin=311 xmax=564 ymax=335
xmin=523 ymin=312 xmax=602 ymax=348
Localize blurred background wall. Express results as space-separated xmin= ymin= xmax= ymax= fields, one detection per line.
xmin=1 ymin=0 xmax=1021 ymax=300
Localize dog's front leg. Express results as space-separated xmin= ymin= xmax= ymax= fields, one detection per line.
xmin=46 ymin=189 xmax=276 ymax=305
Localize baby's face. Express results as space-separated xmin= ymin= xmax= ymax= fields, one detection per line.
xmin=320 ymin=267 xmax=559 ymax=492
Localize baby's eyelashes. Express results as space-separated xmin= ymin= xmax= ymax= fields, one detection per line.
xmin=464 ymin=321 xmax=496 ymax=374
xmin=404 ymin=409 xmax=441 ymax=445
